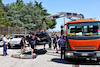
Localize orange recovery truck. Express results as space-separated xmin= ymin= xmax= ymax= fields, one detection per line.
xmin=61 ymin=19 xmax=100 ymax=61
xmin=42 ymin=12 xmax=100 ymax=61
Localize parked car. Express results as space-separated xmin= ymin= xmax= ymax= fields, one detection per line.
xmin=8 ymin=34 xmax=29 ymax=48
xmin=0 ymin=37 xmax=3 ymax=47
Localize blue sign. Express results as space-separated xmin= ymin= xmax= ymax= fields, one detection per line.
xmin=73 ymin=13 xmax=77 ymax=16
xmin=66 ymin=13 xmax=71 ymax=16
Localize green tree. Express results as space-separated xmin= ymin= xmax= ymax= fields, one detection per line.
xmin=0 ymin=0 xmax=4 ymax=9
xmin=0 ymin=0 xmax=11 ymax=26
xmin=0 ymin=9 xmax=5 ymax=25
xmin=20 ymin=2 xmax=43 ymax=30
xmin=5 ymin=4 xmax=22 ymax=27
xmin=0 ymin=0 xmax=57 ymax=31
xmin=0 ymin=9 xmax=11 ymax=26
xmin=15 ymin=0 xmax=25 ymax=12
xmin=34 ymin=1 xmax=57 ymax=29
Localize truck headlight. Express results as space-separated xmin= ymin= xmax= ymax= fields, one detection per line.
xmin=96 ymin=53 xmax=100 ymax=56
xmin=66 ymin=52 xmax=73 ymax=56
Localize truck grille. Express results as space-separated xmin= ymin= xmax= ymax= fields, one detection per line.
xmin=74 ymin=46 xmax=96 ymax=50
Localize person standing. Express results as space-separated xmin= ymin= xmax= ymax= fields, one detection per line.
xmin=53 ymin=35 xmax=58 ymax=53
xmin=31 ymin=32 xmax=40 ymax=56
xmin=49 ymin=35 xmax=53 ymax=49
xmin=20 ymin=35 xmax=26 ymax=54
xmin=40 ymin=30 xmax=46 ymax=49
xmin=56 ymin=35 xmax=60 ymax=49
xmin=57 ymin=36 xmax=61 ymax=50
xmin=27 ymin=34 xmax=32 ymax=46
xmin=2 ymin=35 xmax=8 ymax=56
xmin=59 ymin=36 xmax=66 ymax=48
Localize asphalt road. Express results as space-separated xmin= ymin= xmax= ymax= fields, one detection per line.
xmin=0 ymin=45 xmax=100 ymax=67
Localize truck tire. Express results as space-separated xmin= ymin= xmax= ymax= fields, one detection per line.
xmin=61 ymin=47 xmax=65 ymax=60
xmin=97 ymin=58 xmax=100 ymax=62
xmin=66 ymin=58 xmax=74 ymax=61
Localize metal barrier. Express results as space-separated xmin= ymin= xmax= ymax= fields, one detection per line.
xmin=0 ymin=26 xmax=26 ymax=35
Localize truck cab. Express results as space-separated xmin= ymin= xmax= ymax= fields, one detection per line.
xmin=61 ymin=20 xmax=100 ymax=61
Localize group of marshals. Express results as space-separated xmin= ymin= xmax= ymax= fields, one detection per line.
xmin=20 ymin=32 xmax=40 ymax=56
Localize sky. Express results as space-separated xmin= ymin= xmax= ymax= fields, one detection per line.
xmin=2 ymin=0 xmax=100 ymax=31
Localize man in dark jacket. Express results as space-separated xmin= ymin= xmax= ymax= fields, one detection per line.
xmin=31 ymin=32 xmax=40 ymax=56
xmin=20 ymin=35 xmax=26 ymax=54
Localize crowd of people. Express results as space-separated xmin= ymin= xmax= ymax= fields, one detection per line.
xmin=2 ymin=32 xmax=40 ymax=56
xmin=20 ymin=32 xmax=40 ymax=56
xmin=2 ymin=32 xmax=66 ymax=57
xmin=49 ymin=34 xmax=66 ymax=53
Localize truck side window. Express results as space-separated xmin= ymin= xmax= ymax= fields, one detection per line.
xmin=93 ymin=26 xmax=98 ymax=33
xmin=76 ymin=26 xmax=82 ymax=33
xmin=70 ymin=28 xmax=76 ymax=33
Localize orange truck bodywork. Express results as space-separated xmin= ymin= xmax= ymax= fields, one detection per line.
xmin=68 ymin=39 xmax=100 ymax=50
xmin=63 ymin=19 xmax=100 ymax=60
xmin=66 ymin=20 xmax=100 ymax=50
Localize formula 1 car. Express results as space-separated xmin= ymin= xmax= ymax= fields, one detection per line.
xmin=29 ymin=31 xmax=51 ymax=45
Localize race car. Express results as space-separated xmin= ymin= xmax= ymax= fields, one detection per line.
xmin=8 ymin=34 xmax=29 ymax=48
xmin=36 ymin=32 xmax=51 ymax=45
xmin=30 ymin=31 xmax=51 ymax=45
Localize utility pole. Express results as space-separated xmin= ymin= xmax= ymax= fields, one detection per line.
xmin=61 ymin=25 xmax=64 ymax=35
xmin=64 ymin=17 xmax=65 ymax=35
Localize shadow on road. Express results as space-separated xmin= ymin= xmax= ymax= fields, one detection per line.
xmin=46 ymin=53 xmax=60 ymax=57
xmin=51 ymin=58 xmax=100 ymax=65
xmin=46 ymin=51 xmax=60 ymax=57
xmin=0 ymin=54 xmax=3 ymax=56
xmin=11 ymin=49 xmax=47 ymax=59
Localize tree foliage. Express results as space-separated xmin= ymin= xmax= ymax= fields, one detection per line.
xmin=34 ymin=1 xmax=57 ymax=29
xmin=0 ymin=0 xmax=57 ymax=30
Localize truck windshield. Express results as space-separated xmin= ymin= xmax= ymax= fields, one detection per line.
xmin=67 ymin=22 xmax=100 ymax=36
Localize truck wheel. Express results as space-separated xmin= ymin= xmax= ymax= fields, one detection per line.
xmin=66 ymin=58 xmax=75 ymax=61
xmin=97 ymin=58 xmax=100 ymax=62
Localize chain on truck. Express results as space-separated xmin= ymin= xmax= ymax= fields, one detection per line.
xmin=42 ymin=12 xmax=100 ymax=61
